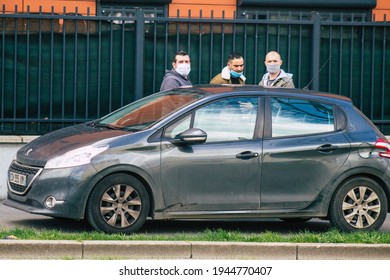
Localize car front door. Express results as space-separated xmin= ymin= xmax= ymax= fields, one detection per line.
xmin=260 ymin=97 xmax=350 ymax=209
xmin=160 ymin=96 xmax=263 ymax=211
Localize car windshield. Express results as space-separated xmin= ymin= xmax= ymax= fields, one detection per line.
xmin=96 ymin=89 xmax=208 ymax=131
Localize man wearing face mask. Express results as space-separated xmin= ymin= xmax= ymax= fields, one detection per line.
xmin=210 ymin=52 xmax=246 ymax=84
xmin=259 ymin=51 xmax=295 ymax=88
xmin=160 ymin=51 xmax=192 ymax=91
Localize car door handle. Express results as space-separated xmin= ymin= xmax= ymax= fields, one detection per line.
xmin=317 ymin=144 xmax=339 ymax=154
xmin=236 ymin=151 xmax=259 ymax=159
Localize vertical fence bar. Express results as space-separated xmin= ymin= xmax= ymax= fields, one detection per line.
xmin=38 ymin=7 xmax=43 ymax=130
xmin=209 ymin=11 xmax=214 ymax=82
xmin=287 ymin=24 xmax=291 ymax=74
xmin=381 ymin=25 xmax=387 ymax=126
xmin=85 ymin=9 xmax=90 ymax=119
xmin=12 ymin=6 xmax=18 ymax=131
xmin=254 ymin=22 xmax=258 ymax=83
xmin=120 ymin=18 xmax=125 ymax=105
xmin=349 ymin=25 xmax=354 ymax=99
xmin=327 ymin=25 xmax=333 ymax=93
xmin=220 ymin=14 xmax=225 ymax=70
xmin=61 ymin=7 xmax=66 ymax=124
xmin=49 ymin=7 xmax=55 ymax=131
xmin=298 ymin=13 xmax=303 ymax=88
xmin=1 ymin=5 xmax=5 ymax=131
xmin=360 ymin=26 xmax=365 ymax=110
xmin=108 ymin=18 xmax=113 ymax=111
xmin=311 ymin=12 xmax=321 ymax=91
xmin=134 ymin=8 xmax=144 ymax=100
xmin=187 ymin=11 xmax=191 ymax=55
xmin=198 ymin=11 xmax=203 ymax=84
xmin=370 ymin=26 xmax=376 ymax=120
xmin=25 ymin=7 xmax=30 ymax=132
xmin=74 ymin=10 xmax=79 ymax=123
xmin=338 ymin=25 xmax=344 ymax=96
xmin=97 ymin=20 xmax=102 ymax=116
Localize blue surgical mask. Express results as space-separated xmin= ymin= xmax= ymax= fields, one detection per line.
xmin=230 ymin=70 xmax=242 ymax=78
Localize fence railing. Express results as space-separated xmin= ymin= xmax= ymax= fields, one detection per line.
xmin=1 ymin=7 xmax=389 ymax=135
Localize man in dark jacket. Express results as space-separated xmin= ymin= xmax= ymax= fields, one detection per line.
xmin=160 ymin=51 xmax=192 ymax=91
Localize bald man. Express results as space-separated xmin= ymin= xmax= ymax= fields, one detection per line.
xmin=259 ymin=51 xmax=294 ymax=88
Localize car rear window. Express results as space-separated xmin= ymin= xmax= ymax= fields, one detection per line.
xmin=271 ymin=97 xmax=335 ymax=137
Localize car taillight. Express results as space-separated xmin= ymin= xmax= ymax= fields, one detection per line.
xmin=375 ymin=138 xmax=390 ymax=158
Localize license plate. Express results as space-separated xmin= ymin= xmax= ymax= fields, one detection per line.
xmin=9 ymin=172 xmax=27 ymax=187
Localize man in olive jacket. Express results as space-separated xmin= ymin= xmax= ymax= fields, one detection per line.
xmin=210 ymin=52 xmax=246 ymax=85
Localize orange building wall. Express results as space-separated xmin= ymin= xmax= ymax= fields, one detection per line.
xmin=0 ymin=0 xmax=95 ymax=15
xmin=1 ymin=0 xmax=388 ymax=21
xmin=373 ymin=0 xmax=390 ymax=21
xmin=169 ymin=0 xmax=236 ymax=19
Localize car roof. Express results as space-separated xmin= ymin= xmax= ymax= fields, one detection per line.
xmin=176 ymin=84 xmax=352 ymax=104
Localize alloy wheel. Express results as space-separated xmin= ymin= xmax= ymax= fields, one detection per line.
xmin=341 ymin=186 xmax=381 ymax=229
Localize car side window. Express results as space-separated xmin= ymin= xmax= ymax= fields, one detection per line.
xmin=271 ymin=97 xmax=334 ymax=137
xmin=165 ymin=97 xmax=258 ymax=143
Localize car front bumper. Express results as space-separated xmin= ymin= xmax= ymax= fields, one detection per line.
xmin=5 ymin=163 xmax=101 ymax=220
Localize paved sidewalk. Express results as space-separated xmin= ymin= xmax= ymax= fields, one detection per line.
xmin=1 ymin=240 xmax=390 ymax=260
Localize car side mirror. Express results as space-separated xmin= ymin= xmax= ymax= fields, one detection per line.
xmin=171 ymin=128 xmax=207 ymax=145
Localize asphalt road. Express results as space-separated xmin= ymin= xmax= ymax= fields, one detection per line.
xmin=1 ymin=201 xmax=390 ymax=234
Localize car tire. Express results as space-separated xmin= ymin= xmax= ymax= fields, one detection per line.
xmin=329 ymin=176 xmax=388 ymax=232
xmin=86 ymin=173 xmax=150 ymax=234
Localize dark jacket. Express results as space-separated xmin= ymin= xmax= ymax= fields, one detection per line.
xmin=160 ymin=70 xmax=192 ymax=91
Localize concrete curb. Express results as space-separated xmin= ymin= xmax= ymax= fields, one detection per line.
xmin=1 ymin=240 xmax=390 ymax=260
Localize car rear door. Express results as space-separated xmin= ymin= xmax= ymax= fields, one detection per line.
xmin=260 ymin=96 xmax=350 ymax=210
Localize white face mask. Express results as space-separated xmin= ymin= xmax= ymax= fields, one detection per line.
xmin=266 ymin=63 xmax=280 ymax=74
xmin=175 ymin=63 xmax=191 ymax=77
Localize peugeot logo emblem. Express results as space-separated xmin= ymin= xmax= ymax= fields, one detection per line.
xmin=25 ymin=148 xmax=33 ymax=156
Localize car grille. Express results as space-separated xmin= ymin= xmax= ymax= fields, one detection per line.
xmin=8 ymin=161 xmax=43 ymax=195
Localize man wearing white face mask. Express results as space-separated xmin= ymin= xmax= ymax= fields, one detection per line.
xmin=259 ymin=51 xmax=295 ymax=88
xmin=160 ymin=51 xmax=192 ymax=91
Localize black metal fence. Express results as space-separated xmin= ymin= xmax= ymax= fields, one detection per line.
xmin=1 ymin=7 xmax=389 ymax=135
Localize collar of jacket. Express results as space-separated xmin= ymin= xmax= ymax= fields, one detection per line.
xmin=221 ymin=66 xmax=246 ymax=82
xmin=262 ymin=69 xmax=292 ymax=83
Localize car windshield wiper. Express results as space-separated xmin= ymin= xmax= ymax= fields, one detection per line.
xmin=94 ymin=123 xmax=121 ymax=130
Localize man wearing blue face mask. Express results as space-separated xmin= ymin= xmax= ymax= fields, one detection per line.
xmin=259 ymin=51 xmax=295 ymax=88
xmin=160 ymin=51 xmax=192 ymax=91
xmin=210 ymin=52 xmax=246 ymax=84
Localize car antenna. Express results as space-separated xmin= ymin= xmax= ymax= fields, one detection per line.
xmin=303 ymin=55 xmax=332 ymax=90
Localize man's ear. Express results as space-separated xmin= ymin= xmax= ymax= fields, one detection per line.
xmin=172 ymin=62 xmax=176 ymax=69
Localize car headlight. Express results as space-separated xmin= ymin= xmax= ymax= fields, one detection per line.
xmin=45 ymin=145 xmax=109 ymax=169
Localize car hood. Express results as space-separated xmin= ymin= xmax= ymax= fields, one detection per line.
xmin=16 ymin=124 xmax=131 ymax=167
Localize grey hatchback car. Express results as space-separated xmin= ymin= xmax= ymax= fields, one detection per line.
xmin=4 ymin=85 xmax=390 ymax=233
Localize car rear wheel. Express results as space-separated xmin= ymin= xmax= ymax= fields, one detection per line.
xmin=86 ymin=174 xmax=150 ymax=234
xmin=329 ymin=177 xmax=388 ymax=232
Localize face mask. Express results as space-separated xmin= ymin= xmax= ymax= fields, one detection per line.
xmin=230 ymin=70 xmax=242 ymax=78
xmin=266 ymin=64 xmax=280 ymax=74
xmin=175 ymin=63 xmax=191 ymax=77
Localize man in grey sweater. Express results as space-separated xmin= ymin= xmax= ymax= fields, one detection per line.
xmin=160 ymin=51 xmax=192 ymax=91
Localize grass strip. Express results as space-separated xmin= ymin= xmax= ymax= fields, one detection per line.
xmin=1 ymin=228 xmax=390 ymax=244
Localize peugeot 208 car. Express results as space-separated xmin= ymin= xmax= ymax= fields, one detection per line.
xmin=4 ymin=85 xmax=390 ymax=233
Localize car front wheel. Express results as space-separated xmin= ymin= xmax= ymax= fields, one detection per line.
xmin=329 ymin=177 xmax=388 ymax=232
xmin=86 ymin=174 xmax=150 ymax=234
